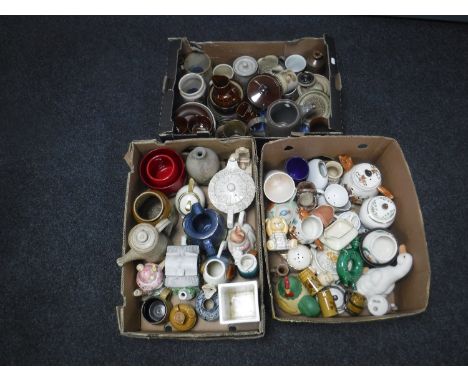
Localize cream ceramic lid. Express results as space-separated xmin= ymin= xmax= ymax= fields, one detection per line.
xmin=367 ymin=196 xmax=396 ymax=224
xmin=233 ymin=56 xmax=258 ymax=77
xmin=129 ymin=223 xmax=157 ymax=251
xmin=352 ymin=163 xmax=382 ymax=190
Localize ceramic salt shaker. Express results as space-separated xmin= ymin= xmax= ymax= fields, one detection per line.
xmin=208 ymin=153 xmax=256 ymax=228
xmin=186 ymin=147 xmax=221 ymax=186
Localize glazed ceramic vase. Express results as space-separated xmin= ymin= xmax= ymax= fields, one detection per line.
xmin=185 ymin=146 xmax=220 ymax=186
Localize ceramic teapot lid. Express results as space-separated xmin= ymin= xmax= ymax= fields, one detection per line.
xmin=367 ymin=196 xmax=396 ymax=224
xmin=297 ymin=89 xmax=331 ymax=118
xmin=247 ymin=74 xmax=282 ymax=109
xmin=129 ymin=223 xmax=157 ymax=251
xmin=351 ymin=163 xmax=382 ymax=190
xmin=208 ymin=154 xmax=255 ymax=227
xmin=233 ymin=56 xmax=258 ymax=77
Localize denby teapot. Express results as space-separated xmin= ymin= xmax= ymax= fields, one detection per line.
xmin=339 ymin=155 xmax=393 ymax=204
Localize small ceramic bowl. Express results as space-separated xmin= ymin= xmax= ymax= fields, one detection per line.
xmin=285 ymin=156 xmax=309 ymax=183
xmin=263 ymin=171 xmax=296 ymax=203
xmin=323 ymin=184 xmax=349 ymax=208
xmin=301 ymin=215 xmax=324 ymax=242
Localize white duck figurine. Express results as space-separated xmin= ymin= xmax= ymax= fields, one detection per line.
xmin=356 ymin=244 xmax=413 ymax=299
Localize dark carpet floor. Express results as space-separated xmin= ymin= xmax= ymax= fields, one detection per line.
xmin=1 ymin=16 xmax=468 ymax=365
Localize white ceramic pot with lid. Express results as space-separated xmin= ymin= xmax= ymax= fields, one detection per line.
xmin=339 ymin=156 xmax=393 ymax=204
xmin=359 ymin=196 xmax=396 ymax=229
xmin=233 ymin=56 xmax=258 ymax=89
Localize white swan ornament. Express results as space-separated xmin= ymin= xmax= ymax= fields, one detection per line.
xmin=356 ymin=245 xmax=413 ymax=299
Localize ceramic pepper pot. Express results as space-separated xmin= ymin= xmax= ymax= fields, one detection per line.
xmin=274 ymin=276 xmax=321 ymax=317
xmin=116 ymin=220 xmax=171 ymax=267
xmin=339 ymin=155 xmax=393 ymax=204
xmin=185 ymin=146 xmax=221 ymax=186
xmin=182 ymin=202 xmax=227 ymax=257
xmin=209 ymin=75 xmax=243 ymax=114
xmin=133 ymin=262 xmax=165 ymax=297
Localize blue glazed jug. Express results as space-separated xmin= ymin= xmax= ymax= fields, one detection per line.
xmin=183 ymin=203 xmax=227 ymax=257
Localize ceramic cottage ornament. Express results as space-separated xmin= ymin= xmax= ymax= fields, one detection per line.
xmin=356 ymin=244 xmax=413 ymax=299
xmin=133 ymin=262 xmax=165 ymax=297
xmin=208 ymin=152 xmax=256 ymax=228
xmin=164 ymin=244 xmax=200 ymax=301
xmin=266 ymin=217 xmax=298 ymax=251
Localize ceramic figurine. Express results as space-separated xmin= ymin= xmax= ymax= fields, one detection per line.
xmin=274 ymin=276 xmax=321 ymax=317
xmin=310 ymin=246 xmax=340 ymax=286
xmin=234 ymin=147 xmax=253 ymax=175
xmin=336 ymin=238 xmax=364 ymax=288
xmin=266 ymin=199 xmax=298 ymax=225
xmin=164 ymin=245 xmax=200 ymax=295
xmin=185 ymin=146 xmax=220 ymax=186
xmin=356 ymin=244 xmax=413 ymax=299
xmin=183 ymin=202 xmax=227 ymax=257
xmin=175 ymin=178 xmax=206 ymax=216
xmin=359 ymin=195 xmax=397 ymax=229
xmin=208 ymin=153 xmax=255 ymax=228
xmin=227 ymin=211 xmax=256 ymax=256
xmin=339 ymin=155 xmax=393 ymax=204
xmin=169 ymin=304 xmax=197 ymax=331
xmin=133 ymin=262 xmax=165 ymax=297
xmin=281 ymin=245 xmax=314 ymax=271
xmin=116 ymin=220 xmax=171 ymax=267
xmin=265 ymin=217 xmax=297 ymax=251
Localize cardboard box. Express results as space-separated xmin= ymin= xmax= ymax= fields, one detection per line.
xmin=116 ymin=137 xmax=265 ymax=339
xmin=158 ymin=36 xmax=343 ymax=141
xmin=260 ymin=136 xmax=431 ymax=322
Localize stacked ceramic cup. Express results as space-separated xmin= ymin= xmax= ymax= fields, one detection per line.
xmin=174 ymin=48 xmax=332 ymax=137
xmin=264 ymin=153 xmax=412 ymax=319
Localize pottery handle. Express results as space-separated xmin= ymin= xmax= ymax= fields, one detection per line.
xmin=216 ymin=241 xmax=227 ymax=258
xmin=188 ymin=177 xmax=195 ymax=193
xmin=238 ymin=210 xmax=246 ymax=227
xmin=227 ymin=212 xmax=234 ymax=229
xmin=155 ymin=218 xmax=171 ymax=233
xmin=203 ymin=239 xmax=216 ymax=257
xmin=377 ymin=186 xmax=394 ymax=199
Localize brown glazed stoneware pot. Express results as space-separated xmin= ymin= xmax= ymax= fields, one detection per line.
xmin=210 ymin=75 xmax=243 ymax=113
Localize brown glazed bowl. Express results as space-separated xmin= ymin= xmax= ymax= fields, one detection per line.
xmin=174 ymin=102 xmax=216 ymax=135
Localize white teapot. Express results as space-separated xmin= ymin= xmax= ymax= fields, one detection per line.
xmin=339 ymin=155 xmax=393 ymax=204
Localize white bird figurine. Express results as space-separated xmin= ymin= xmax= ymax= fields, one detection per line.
xmin=356 ymin=244 xmax=413 ymax=299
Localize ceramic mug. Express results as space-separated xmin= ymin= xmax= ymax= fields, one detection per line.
xmin=178 ymin=73 xmax=207 ymax=103
xmin=285 ymin=156 xmax=309 ymax=183
xmin=132 ymin=189 xmax=177 ymax=229
xmin=236 ymin=253 xmax=258 ymax=279
xmin=183 ymin=202 xmax=227 ymax=257
xmin=141 ymin=288 xmax=172 ymax=325
xmin=360 ymin=229 xmax=398 ymax=267
xmin=183 ymin=51 xmax=212 ymax=83
xmin=236 ymin=101 xmax=257 ymax=124
xmin=263 ymin=170 xmax=296 ymax=204
xmin=326 ymin=161 xmax=344 ymax=184
xmin=203 ymin=257 xmax=228 ymax=286
xmin=265 ymin=99 xmax=302 ymax=137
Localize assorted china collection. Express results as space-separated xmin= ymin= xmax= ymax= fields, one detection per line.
xmin=265 ymin=154 xmax=413 ymax=318
xmin=117 ymin=145 xmax=261 ymax=331
xmin=174 ymin=49 xmax=331 ymax=137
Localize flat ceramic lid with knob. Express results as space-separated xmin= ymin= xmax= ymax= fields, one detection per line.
xmin=297 ymin=89 xmax=331 ymax=118
xmin=208 ymin=154 xmax=255 ymax=225
xmin=367 ymin=196 xmax=396 ymax=224
xmin=247 ymin=74 xmax=282 ymax=109
xmin=233 ymin=56 xmax=258 ymax=77
xmin=129 ymin=223 xmax=157 ymax=251
xmin=352 ymin=163 xmax=382 ymax=190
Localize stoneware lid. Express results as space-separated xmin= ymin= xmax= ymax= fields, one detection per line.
xmin=129 ymin=223 xmax=157 ymax=251
xmin=367 ymin=196 xmax=396 ymax=224
xmin=351 ymin=163 xmax=382 ymax=190
xmin=247 ymin=74 xmax=282 ymax=109
xmin=233 ymin=56 xmax=258 ymax=77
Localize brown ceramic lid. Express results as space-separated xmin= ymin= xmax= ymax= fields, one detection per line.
xmin=247 ymin=74 xmax=282 ymax=109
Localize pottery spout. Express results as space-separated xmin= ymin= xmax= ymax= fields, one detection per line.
xmin=116 ymin=248 xmax=146 ymax=267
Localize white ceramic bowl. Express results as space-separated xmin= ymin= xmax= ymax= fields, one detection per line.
xmin=362 ymin=230 xmax=398 ymax=264
xmin=264 ymin=170 xmax=296 ymax=203
xmin=301 ymin=215 xmax=324 ymax=242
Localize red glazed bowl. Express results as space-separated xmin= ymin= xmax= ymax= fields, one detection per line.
xmin=140 ymin=148 xmax=186 ymax=196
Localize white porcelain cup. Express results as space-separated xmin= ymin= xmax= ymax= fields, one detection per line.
xmin=203 ymin=258 xmax=227 ymax=286
xmin=263 ymin=170 xmax=296 ymax=203
xmin=178 ymin=73 xmax=206 ymax=103
xmin=362 ymin=230 xmax=398 ymax=265
xmin=300 ymin=215 xmax=324 ymax=242
xmin=326 ymin=161 xmax=344 ymax=184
